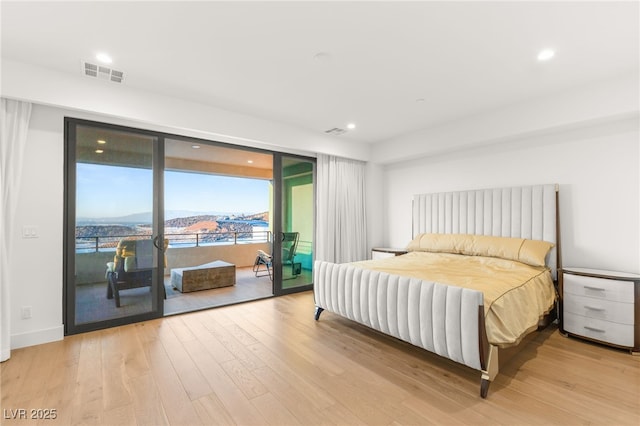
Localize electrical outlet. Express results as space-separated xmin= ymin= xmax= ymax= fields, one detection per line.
xmin=21 ymin=306 xmax=32 ymax=319
xmin=22 ymin=226 xmax=39 ymax=238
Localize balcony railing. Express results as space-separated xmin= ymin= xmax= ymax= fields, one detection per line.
xmin=167 ymin=230 xmax=272 ymax=247
xmin=76 ymin=230 xmax=272 ymax=253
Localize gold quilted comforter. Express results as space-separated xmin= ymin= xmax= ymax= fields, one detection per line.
xmin=352 ymin=251 xmax=556 ymax=347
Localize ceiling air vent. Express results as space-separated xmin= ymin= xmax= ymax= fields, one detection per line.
xmin=81 ymin=61 xmax=125 ymax=83
xmin=325 ymin=127 xmax=347 ymax=136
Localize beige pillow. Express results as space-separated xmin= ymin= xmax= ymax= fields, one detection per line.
xmin=406 ymin=233 xmax=554 ymax=267
xmin=116 ymin=239 xmax=137 ymax=258
xmin=519 ymin=239 xmax=556 ymax=267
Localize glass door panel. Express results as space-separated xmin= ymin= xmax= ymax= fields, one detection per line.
xmin=162 ymin=138 xmax=274 ymax=314
xmin=67 ymin=121 xmax=163 ymax=332
xmin=277 ymin=156 xmax=314 ymax=292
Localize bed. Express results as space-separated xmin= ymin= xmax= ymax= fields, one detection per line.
xmin=313 ymin=184 xmax=559 ymax=398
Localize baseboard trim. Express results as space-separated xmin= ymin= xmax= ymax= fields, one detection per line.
xmin=11 ymin=325 xmax=64 ymax=350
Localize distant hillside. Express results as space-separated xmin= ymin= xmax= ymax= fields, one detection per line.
xmin=244 ymin=211 xmax=269 ymax=222
xmin=165 ymin=215 xmax=221 ymax=228
xmin=165 ymin=212 xmax=268 ymax=228
xmin=184 ymin=220 xmax=219 ymax=232
xmin=77 ymin=210 xmax=247 ymax=224
xmin=76 ymin=212 xmax=269 ymax=244
xmin=75 ymin=225 xmax=149 ymax=239
xmin=77 ymin=212 xmax=152 ymax=225
xmin=78 ymin=211 xmax=269 ymax=226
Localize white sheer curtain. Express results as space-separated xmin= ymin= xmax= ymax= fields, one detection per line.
xmin=1 ymin=98 xmax=32 ymax=362
xmin=316 ymin=154 xmax=368 ymax=263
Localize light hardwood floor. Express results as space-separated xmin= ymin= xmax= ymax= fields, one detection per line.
xmin=1 ymin=291 xmax=639 ymax=425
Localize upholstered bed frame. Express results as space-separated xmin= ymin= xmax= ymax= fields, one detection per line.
xmin=313 ymin=184 xmax=559 ymax=398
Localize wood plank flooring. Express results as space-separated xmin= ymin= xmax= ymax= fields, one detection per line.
xmin=1 ymin=291 xmax=639 ymax=425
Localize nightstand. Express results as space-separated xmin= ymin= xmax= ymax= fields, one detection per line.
xmin=561 ymin=267 xmax=640 ymax=353
xmin=371 ymin=247 xmax=408 ymax=260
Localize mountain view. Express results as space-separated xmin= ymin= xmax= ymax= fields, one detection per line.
xmin=75 ymin=167 xmax=271 ymax=251
xmin=75 ymin=212 xmax=269 ymax=251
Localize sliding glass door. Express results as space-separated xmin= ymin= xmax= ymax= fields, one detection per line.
xmin=65 ymin=119 xmax=164 ymax=334
xmin=274 ymin=155 xmax=315 ymax=294
xmin=65 ymin=119 xmax=316 ymax=334
xmin=163 ymin=138 xmax=274 ymax=314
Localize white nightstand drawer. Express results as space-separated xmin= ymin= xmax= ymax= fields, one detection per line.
xmin=563 ymin=274 xmax=633 ymax=302
xmin=564 ymin=313 xmax=634 ymax=347
xmin=564 ymin=294 xmax=634 ymax=324
xmin=372 ymin=251 xmax=395 ymax=260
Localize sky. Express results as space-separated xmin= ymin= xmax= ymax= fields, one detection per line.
xmin=76 ymin=163 xmax=270 ymax=218
xmin=164 ymin=170 xmax=270 ymax=215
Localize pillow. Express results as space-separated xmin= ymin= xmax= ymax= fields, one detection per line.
xmin=518 ymin=239 xmax=556 ymax=268
xmin=116 ymin=239 xmax=137 ymax=258
xmin=406 ymin=233 xmax=554 ymax=267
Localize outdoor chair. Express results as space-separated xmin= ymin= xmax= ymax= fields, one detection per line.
xmin=253 ymin=232 xmax=301 ymax=280
xmin=106 ymin=238 xmax=167 ymax=307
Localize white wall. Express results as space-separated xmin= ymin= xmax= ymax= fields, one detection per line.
xmin=10 ymin=104 xmax=65 ymax=348
xmin=382 ymin=115 xmax=640 ymax=274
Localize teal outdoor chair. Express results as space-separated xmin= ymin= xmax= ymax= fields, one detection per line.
xmin=253 ymin=232 xmax=300 ymax=280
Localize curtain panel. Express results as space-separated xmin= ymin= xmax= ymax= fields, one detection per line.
xmin=0 ymin=98 xmax=32 ymax=362
xmin=316 ymin=154 xmax=368 ymax=263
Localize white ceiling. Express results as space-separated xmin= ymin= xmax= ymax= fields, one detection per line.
xmin=1 ymin=1 xmax=638 ymax=144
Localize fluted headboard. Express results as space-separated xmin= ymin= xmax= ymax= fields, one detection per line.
xmin=413 ymin=184 xmax=559 ymax=279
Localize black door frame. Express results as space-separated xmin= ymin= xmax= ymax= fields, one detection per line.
xmin=272 ymin=153 xmax=316 ymax=296
xmin=64 ymin=118 xmax=165 ymax=335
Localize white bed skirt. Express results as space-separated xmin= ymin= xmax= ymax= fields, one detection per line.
xmin=314 ymin=260 xmax=484 ymax=371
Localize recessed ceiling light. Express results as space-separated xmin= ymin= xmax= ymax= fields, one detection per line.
xmin=191 ymin=145 xmax=201 ymax=149
xmin=97 ymin=139 xmax=106 ymax=144
xmin=537 ymin=49 xmax=555 ymax=61
xmin=247 ymin=160 xmax=254 ymax=164
xmin=96 ymin=52 xmax=113 ymax=64
xmin=95 ymin=149 xmax=104 ymax=154
xmin=346 ymin=123 xmax=356 ymax=130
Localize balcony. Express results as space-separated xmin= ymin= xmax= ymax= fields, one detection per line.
xmin=74 ymin=230 xmax=272 ymax=285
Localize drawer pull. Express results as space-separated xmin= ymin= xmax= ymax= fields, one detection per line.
xmin=584 ymin=326 xmax=605 ymax=333
xmin=583 ymin=286 xmax=605 ymax=291
xmin=584 ymin=305 xmax=605 ymax=312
